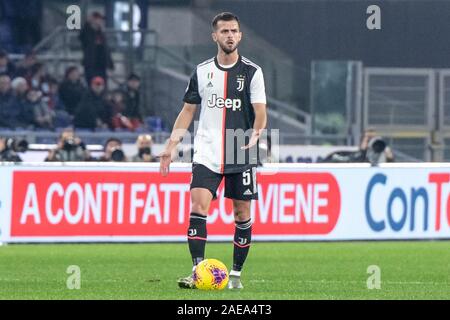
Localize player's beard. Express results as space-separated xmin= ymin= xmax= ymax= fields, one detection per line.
xmin=219 ymin=41 xmax=239 ymax=55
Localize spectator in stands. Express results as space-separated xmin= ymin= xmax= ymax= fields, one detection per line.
xmin=0 ymin=73 xmax=12 ymax=100
xmin=0 ymin=49 xmax=16 ymax=78
xmin=79 ymin=11 xmax=114 ymax=86
xmin=0 ymin=74 xmax=15 ymax=128
xmin=27 ymin=62 xmax=47 ymax=91
xmin=0 ymin=73 xmax=14 ymax=128
xmin=45 ymin=128 xmax=91 ymax=162
xmin=11 ymin=76 xmax=28 ymax=97
xmin=24 ymin=89 xmax=55 ymax=130
xmin=131 ymin=134 xmax=156 ymax=162
xmin=98 ymin=137 xmax=127 ymax=162
xmin=73 ymin=76 xmax=110 ymax=130
xmin=109 ymin=90 xmax=134 ymax=130
xmin=9 ymin=77 xmax=33 ymax=128
xmin=15 ymin=50 xmax=38 ymax=78
xmin=44 ymin=77 xmax=62 ymax=110
xmin=122 ymin=73 xmax=143 ymax=130
xmin=59 ymin=66 xmax=85 ymax=115
xmin=45 ymin=77 xmax=72 ymax=128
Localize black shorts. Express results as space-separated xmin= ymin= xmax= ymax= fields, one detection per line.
xmin=190 ymin=163 xmax=258 ymax=201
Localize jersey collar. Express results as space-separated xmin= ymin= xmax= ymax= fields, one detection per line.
xmin=214 ymin=55 xmax=241 ymax=72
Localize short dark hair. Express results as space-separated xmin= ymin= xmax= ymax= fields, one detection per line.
xmin=127 ymin=73 xmax=141 ymax=81
xmin=65 ymin=66 xmax=78 ymax=78
xmin=212 ymin=12 xmax=240 ymax=31
xmin=104 ymin=137 xmax=122 ymax=150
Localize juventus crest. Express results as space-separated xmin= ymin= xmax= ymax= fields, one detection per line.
xmin=237 ymin=75 xmax=245 ymax=92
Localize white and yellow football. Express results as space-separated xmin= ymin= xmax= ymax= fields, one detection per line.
xmin=193 ymin=259 xmax=229 ymax=290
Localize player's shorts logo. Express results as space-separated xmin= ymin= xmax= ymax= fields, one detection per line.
xmin=207 ymin=94 xmax=242 ymax=111
xmin=188 ymin=229 xmax=197 ymax=237
xmin=237 ymin=76 xmax=245 ymax=92
xmin=237 ymin=237 xmax=247 ymax=245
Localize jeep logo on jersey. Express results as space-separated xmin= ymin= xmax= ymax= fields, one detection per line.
xmin=207 ymin=94 xmax=242 ymax=111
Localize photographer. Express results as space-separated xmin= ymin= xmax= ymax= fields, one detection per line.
xmin=321 ymin=129 xmax=394 ymax=166
xmin=0 ymin=137 xmax=27 ymax=162
xmin=45 ymin=128 xmax=91 ymax=162
xmin=131 ymin=134 xmax=156 ymax=162
xmin=99 ymin=137 xmax=127 ymax=162
xmin=359 ymin=128 xmax=394 ymax=165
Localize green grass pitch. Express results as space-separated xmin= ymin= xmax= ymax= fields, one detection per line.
xmin=0 ymin=241 xmax=449 ymax=299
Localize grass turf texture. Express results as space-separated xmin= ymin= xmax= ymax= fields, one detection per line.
xmin=0 ymin=242 xmax=448 ymax=299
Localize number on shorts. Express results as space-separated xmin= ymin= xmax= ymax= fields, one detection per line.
xmin=242 ymin=170 xmax=251 ymax=186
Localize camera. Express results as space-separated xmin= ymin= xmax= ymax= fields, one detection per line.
xmin=63 ymin=138 xmax=77 ymax=151
xmin=368 ymin=137 xmax=386 ymax=154
xmin=139 ymin=147 xmax=151 ymax=158
xmin=320 ymin=137 xmax=388 ymax=166
xmin=5 ymin=138 xmax=29 ymax=153
xmin=320 ymin=150 xmax=362 ymax=163
xmin=366 ymin=136 xmax=387 ymax=166
xmin=0 ymin=137 xmax=28 ymax=162
xmin=111 ymin=147 xmax=126 ymax=162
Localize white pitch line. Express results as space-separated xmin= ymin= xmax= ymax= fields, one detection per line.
xmin=248 ymin=279 xmax=450 ymax=286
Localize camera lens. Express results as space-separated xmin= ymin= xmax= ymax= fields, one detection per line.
xmin=63 ymin=138 xmax=76 ymax=151
xmin=16 ymin=139 xmax=29 ymax=153
xmin=111 ymin=148 xmax=125 ymax=162
xmin=370 ymin=138 xmax=386 ymax=154
xmin=139 ymin=147 xmax=151 ymax=157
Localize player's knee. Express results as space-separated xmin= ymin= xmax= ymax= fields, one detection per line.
xmin=191 ymin=202 xmax=209 ymax=215
xmin=233 ymin=204 xmax=250 ymax=221
xmin=234 ymin=211 xmax=250 ymax=222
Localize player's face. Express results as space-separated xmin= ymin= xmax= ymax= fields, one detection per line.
xmin=212 ymin=20 xmax=242 ymax=54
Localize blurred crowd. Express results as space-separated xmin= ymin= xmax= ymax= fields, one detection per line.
xmin=0 ymin=11 xmax=146 ymax=132
xmin=0 ymin=9 xmax=163 ymax=164
xmin=0 ymin=128 xmax=157 ymax=163
xmin=0 ymin=50 xmax=144 ymax=132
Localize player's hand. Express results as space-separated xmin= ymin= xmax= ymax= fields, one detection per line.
xmin=159 ymin=149 xmax=172 ymax=176
xmin=241 ymin=131 xmax=260 ymax=150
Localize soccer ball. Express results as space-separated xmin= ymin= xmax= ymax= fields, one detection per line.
xmin=193 ymin=259 xmax=229 ymax=290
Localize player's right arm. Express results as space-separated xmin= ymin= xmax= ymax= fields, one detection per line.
xmin=159 ymin=102 xmax=197 ymax=176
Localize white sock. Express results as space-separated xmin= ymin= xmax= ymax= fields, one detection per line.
xmin=230 ymin=270 xmax=241 ymax=277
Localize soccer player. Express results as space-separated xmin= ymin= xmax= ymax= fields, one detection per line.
xmin=159 ymin=12 xmax=267 ymax=289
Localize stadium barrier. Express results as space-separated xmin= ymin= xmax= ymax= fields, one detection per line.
xmin=0 ymin=162 xmax=449 ymax=243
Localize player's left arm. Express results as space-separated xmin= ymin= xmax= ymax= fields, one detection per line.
xmin=242 ymin=67 xmax=267 ymax=150
xmin=241 ymin=103 xmax=267 ymax=150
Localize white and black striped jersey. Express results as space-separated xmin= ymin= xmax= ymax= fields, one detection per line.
xmin=183 ymin=55 xmax=266 ymax=174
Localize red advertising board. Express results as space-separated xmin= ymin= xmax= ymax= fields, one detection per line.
xmin=11 ymin=171 xmax=341 ymax=237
